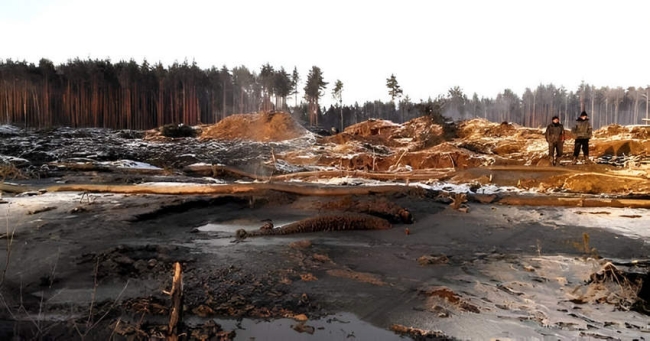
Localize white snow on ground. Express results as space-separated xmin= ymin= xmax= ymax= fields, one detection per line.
xmin=186 ymin=162 xmax=219 ymax=168
xmin=1 ymin=192 xmax=124 ymax=218
xmin=307 ymin=177 xmax=394 ymax=186
xmin=99 ymin=160 xmax=161 ymax=170
xmin=553 ymin=207 xmax=650 ymax=240
xmin=0 ymin=155 xmax=30 ymax=165
xmin=283 ymin=178 xmax=529 ymax=195
xmin=416 ymin=182 xmax=526 ymax=195
xmin=0 ymin=124 xmax=21 ymax=135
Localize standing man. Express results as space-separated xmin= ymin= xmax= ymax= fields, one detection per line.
xmin=571 ymin=111 xmax=592 ymax=164
xmin=545 ymin=115 xmax=565 ymax=166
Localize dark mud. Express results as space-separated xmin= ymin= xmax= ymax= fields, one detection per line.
xmin=1 ymin=188 xmax=649 ymax=339
xmin=0 ymin=126 xmax=311 ymax=173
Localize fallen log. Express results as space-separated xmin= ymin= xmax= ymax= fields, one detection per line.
xmin=235 ymin=213 xmax=392 ymax=239
xmin=166 ymin=262 xmax=183 ymax=341
xmin=184 ymin=164 xmax=455 ymax=182
xmin=47 ymin=182 xmax=415 ymax=196
xmin=8 ymin=178 xmax=650 ymax=209
xmin=486 ymin=165 xmax=578 ymax=173
xmin=0 ymin=182 xmax=36 ymax=193
xmin=495 ymin=195 xmax=650 ymax=209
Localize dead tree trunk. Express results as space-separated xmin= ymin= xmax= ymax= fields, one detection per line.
xmin=167 ymin=262 xmax=183 ymax=341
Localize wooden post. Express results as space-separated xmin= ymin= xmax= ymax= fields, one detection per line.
xmin=167 ymin=262 xmax=183 ymax=341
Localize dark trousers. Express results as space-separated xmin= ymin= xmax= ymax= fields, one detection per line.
xmin=548 ymin=141 xmax=563 ymax=159
xmin=573 ymin=138 xmax=589 ymax=157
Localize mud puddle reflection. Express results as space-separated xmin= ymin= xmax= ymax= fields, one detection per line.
xmin=186 ymin=312 xmax=403 ymax=340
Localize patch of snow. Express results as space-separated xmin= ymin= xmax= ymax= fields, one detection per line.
xmin=202 ymin=177 xmax=226 ymax=184
xmin=0 ymin=124 xmax=21 ymax=135
xmin=0 ymin=155 xmax=30 ymax=165
xmin=551 ymin=207 xmax=650 ymax=240
xmin=310 ymin=177 xmax=390 ymax=186
xmin=100 ymin=160 xmax=161 ymax=170
xmin=186 ymin=162 xmax=220 ymax=167
xmin=272 ymin=160 xmax=305 ymax=173
xmin=2 ymin=192 xmax=124 ymax=211
xmin=416 ymin=182 xmax=526 ymax=195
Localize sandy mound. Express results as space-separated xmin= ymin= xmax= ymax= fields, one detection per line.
xmin=390 ymin=116 xmax=445 ymax=149
xmin=324 ymin=117 xmax=446 ymax=151
xmin=386 ymin=143 xmax=493 ymax=170
xmin=324 ymin=119 xmax=403 ymax=147
xmin=457 ymin=119 xmax=519 ymax=139
xmin=591 ymin=140 xmax=650 ymax=157
xmin=458 ymin=118 xmax=543 ymax=140
xmin=594 ymin=124 xmax=650 ymax=139
xmin=344 ymin=119 xmax=401 ymax=137
xmin=562 ymin=173 xmax=650 ymax=194
xmin=201 ymin=111 xmax=309 ymax=141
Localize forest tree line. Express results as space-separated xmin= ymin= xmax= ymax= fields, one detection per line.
xmin=1 ymin=58 xmax=648 ymax=130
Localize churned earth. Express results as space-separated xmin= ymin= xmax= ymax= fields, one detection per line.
xmin=1 ymin=188 xmax=649 ymax=340
xmin=1 ymin=113 xmax=649 ymax=340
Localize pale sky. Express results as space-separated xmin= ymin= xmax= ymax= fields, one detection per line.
xmin=2 ymin=0 xmax=649 ymax=106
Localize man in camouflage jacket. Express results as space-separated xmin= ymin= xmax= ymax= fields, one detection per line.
xmin=571 ymin=111 xmax=592 ymax=163
xmin=544 ymin=115 xmax=565 ymax=166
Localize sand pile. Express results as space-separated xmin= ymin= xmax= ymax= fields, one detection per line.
xmin=324 ymin=119 xmax=403 ymax=147
xmin=201 ymin=111 xmax=309 ymax=142
xmin=325 ymin=117 xmax=446 ymax=150
xmin=562 ymin=173 xmax=650 ymax=194
xmin=344 ymin=119 xmax=401 ymax=137
xmin=457 ymin=119 xmax=519 ymax=139
xmin=384 ymin=142 xmax=493 ymax=170
xmin=591 ymin=140 xmax=650 ymax=157
xmin=391 ymin=116 xmax=445 ymax=149
xmin=594 ymin=124 xmax=650 ymax=139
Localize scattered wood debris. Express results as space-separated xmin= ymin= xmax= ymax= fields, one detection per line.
xmin=417 ymin=255 xmax=449 ymax=265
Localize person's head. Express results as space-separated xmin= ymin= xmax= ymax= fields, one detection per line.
xmin=580 ymin=111 xmax=588 ymax=120
xmin=552 ymin=116 xmax=559 ymax=123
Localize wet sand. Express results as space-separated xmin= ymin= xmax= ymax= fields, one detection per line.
xmin=1 ymin=187 xmax=648 ymax=339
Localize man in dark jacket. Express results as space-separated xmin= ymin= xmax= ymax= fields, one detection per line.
xmin=545 ymin=116 xmax=565 ymax=166
xmin=571 ymin=111 xmax=592 ymax=164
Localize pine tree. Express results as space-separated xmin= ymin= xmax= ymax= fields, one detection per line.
xmin=303 ymin=66 xmax=327 ymax=126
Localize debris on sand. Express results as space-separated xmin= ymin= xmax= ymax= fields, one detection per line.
xmin=390 ymin=324 xmax=452 ymax=340
xmin=289 ymin=240 xmax=313 ymax=249
xmin=111 ymin=318 xmax=236 ymax=340
xmin=312 ymin=254 xmax=331 ymax=262
xmin=300 ymin=273 xmax=318 ymax=281
xmin=420 ymin=286 xmax=481 ymax=313
xmin=417 ymin=255 xmax=449 ymax=265
xmin=292 ymin=321 xmax=315 ymax=334
xmin=569 ymin=262 xmax=649 ymax=314
xmin=200 ymin=111 xmax=309 ymax=141
xmin=448 ymin=193 xmax=468 ymax=212
xmin=27 ymin=206 xmax=57 ymax=215
xmin=326 ymin=269 xmax=386 ymax=286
